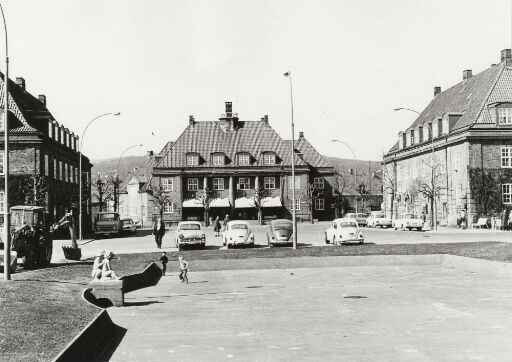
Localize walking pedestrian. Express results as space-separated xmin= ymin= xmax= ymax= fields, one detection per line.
xmin=209 ymin=216 xmax=213 ymax=228
xmin=153 ymin=215 xmax=165 ymax=248
xmin=178 ymin=254 xmax=189 ymax=284
xmin=159 ymin=251 xmax=168 ymax=276
xmin=223 ymin=214 xmax=230 ymax=231
xmin=214 ymin=216 xmax=221 ymax=236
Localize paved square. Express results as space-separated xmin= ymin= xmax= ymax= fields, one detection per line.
xmin=106 ymin=264 xmax=512 ymax=361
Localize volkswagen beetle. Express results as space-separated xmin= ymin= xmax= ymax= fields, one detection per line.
xmin=325 ymin=218 xmax=364 ymax=245
xmin=266 ymin=219 xmax=293 ymax=246
xmin=222 ymin=220 xmax=255 ymax=248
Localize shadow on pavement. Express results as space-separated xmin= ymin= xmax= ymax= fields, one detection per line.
xmin=123 ymin=301 xmax=163 ymax=307
xmin=98 ymin=324 xmax=128 ymax=362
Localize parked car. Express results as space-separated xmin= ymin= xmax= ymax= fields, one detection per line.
xmin=121 ymin=218 xmax=137 ymax=234
xmin=325 ymin=218 xmax=364 ymax=245
xmin=222 ymin=220 xmax=255 ymax=248
xmin=393 ymin=213 xmax=424 ymax=231
xmin=94 ymin=212 xmax=123 ymax=237
xmin=345 ymin=213 xmax=368 ymax=227
xmin=366 ymin=212 xmax=392 ymax=228
xmin=175 ymin=221 xmax=206 ymax=250
xmin=266 ymin=219 xmax=293 ymax=246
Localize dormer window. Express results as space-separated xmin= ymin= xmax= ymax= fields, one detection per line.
xmin=238 ymin=153 xmax=250 ymax=166
xmin=186 ymin=153 xmax=199 ymax=166
xmin=263 ymin=152 xmax=276 ymax=165
xmin=212 ymin=153 xmax=225 ymax=166
xmin=498 ymin=108 xmax=512 ymax=125
xmin=410 ymin=130 xmax=415 ymax=145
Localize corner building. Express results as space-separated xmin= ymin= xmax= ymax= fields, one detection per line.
xmin=152 ymin=102 xmax=335 ymax=225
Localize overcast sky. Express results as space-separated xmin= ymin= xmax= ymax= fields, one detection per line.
xmin=2 ymin=0 xmax=512 ymax=161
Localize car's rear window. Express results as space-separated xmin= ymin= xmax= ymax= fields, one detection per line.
xmin=180 ymin=224 xmax=200 ymax=230
xmin=98 ymin=213 xmax=118 ymax=221
xmin=403 ymin=214 xmax=417 ymax=219
xmin=356 ymin=214 xmax=367 ymax=218
xmin=231 ymin=224 xmax=248 ymax=230
xmin=339 ymin=222 xmax=357 ymax=228
xmin=373 ymin=213 xmax=385 ymax=218
xmin=273 ymin=222 xmax=292 ymax=230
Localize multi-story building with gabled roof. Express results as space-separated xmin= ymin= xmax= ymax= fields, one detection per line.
xmin=383 ymin=49 xmax=512 ymax=227
xmin=152 ymin=102 xmax=335 ymax=225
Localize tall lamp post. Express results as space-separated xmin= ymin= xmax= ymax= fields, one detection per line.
xmin=115 ymin=143 xmax=143 ymax=212
xmin=284 ymin=71 xmax=297 ymax=249
xmin=394 ymin=107 xmax=437 ymax=230
xmin=79 ymin=112 xmax=120 ymax=240
xmin=331 ymin=139 xmax=358 ymax=213
xmin=0 ymin=2 xmax=10 ymax=280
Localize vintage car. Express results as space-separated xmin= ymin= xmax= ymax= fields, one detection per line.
xmin=266 ymin=219 xmax=293 ymax=246
xmin=121 ymin=218 xmax=137 ymax=234
xmin=222 ymin=220 xmax=255 ymax=248
xmin=94 ymin=212 xmax=123 ymax=237
xmin=366 ymin=212 xmax=392 ymax=228
xmin=345 ymin=213 xmax=368 ymax=227
xmin=393 ymin=213 xmax=424 ymax=231
xmin=175 ymin=221 xmax=206 ymax=250
xmin=325 ymin=218 xmax=364 ymax=245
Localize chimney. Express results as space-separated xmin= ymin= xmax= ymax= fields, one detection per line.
xmin=38 ymin=94 xmax=46 ymax=106
xmin=263 ymin=115 xmax=268 ymax=125
xmin=463 ymin=69 xmax=472 ymax=81
xmin=298 ymin=131 xmax=304 ymax=138
xmin=147 ymin=150 xmax=154 ymax=157
xmin=16 ymin=77 xmax=25 ymax=91
xmin=225 ymin=101 xmax=232 ymax=116
xmin=501 ymin=49 xmax=512 ymax=66
xmin=189 ymin=115 xmax=195 ymax=127
xmin=434 ymin=86 xmax=441 ymax=97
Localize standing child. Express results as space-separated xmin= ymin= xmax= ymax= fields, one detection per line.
xmin=159 ymin=251 xmax=168 ymax=276
xmin=178 ymin=254 xmax=189 ymax=284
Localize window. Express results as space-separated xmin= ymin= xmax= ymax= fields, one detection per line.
xmin=288 ymin=176 xmax=300 ymax=189
xmin=130 ymin=206 xmax=138 ymax=217
xmin=503 ymin=184 xmax=512 ymax=204
xmin=238 ymin=177 xmax=250 ymax=190
xmin=314 ymin=198 xmax=325 ymax=210
xmin=162 ymin=178 xmax=174 ymax=191
xmin=313 ymin=177 xmax=324 ymax=189
xmin=188 ymin=178 xmax=199 ymax=191
xmin=428 ymin=123 xmax=432 ymax=140
xmin=419 ymin=126 xmax=423 ymax=142
xmin=410 ymin=130 xmax=415 ymax=145
xmin=70 ymin=166 xmax=74 ymax=183
xmin=212 ymin=154 xmax=225 ymax=166
xmin=48 ymin=122 xmax=53 ymax=139
xmin=502 ymin=147 xmax=512 ymax=168
xmin=499 ymin=108 xmax=512 ymax=125
xmin=291 ymin=198 xmax=301 ymax=210
xmin=264 ymin=177 xmax=275 ymax=189
xmin=437 ymin=119 xmax=443 ymax=136
xmin=74 ymin=166 xmax=78 ymax=183
xmin=186 ymin=154 xmax=199 ymax=166
xmin=60 ymin=128 xmax=65 ymax=144
xmin=64 ymin=163 xmax=68 ymax=182
xmin=238 ymin=153 xmax=250 ymax=166
xmin=263 ymin=153 xmax=276 ymax=165
xmin=59 ymin=161 xmax=63 ymax=180
xmin=213 ymin=178 xmax=224 ymax=190
xmin=163 ymin=201 xmax=174 ymax=214
xmin=402 ymin=133 xmax=406 ymax=148
xmin=0 ymin=152 xmax=4 ymax=175
xmin=44 ymin=155 xmax=49 ymax=176
xmin=53 ymin=160 xmax=57 ymax=180
xmin=0 ymin=192 xmax=4 ymax=213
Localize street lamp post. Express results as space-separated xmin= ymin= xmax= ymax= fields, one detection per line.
xmin=115 ymin=143 xmax=143 ymax=212
xmin=0 ymin=2 xmax=10 ymax=280
xmin=284 ymin=71 xmax=297 ymax=249
xmin=331 ymin=139 xmax=358 ymax=213
xmin=394 ymin=107 xmax=437 ymax=230
xmin=79 ymin=112 xmax=120 ymax=240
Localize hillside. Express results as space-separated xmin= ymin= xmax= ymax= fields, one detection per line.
xmin=91 ymin=155 xmax=148 ymax=178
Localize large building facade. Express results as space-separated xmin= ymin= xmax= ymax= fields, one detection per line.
xmin=152 ymin=102 xmax=335 ymax=225
xmin=383 ymin=49 xmax=512 ymax=226
xmin=0 ymin=75 xmax=92 ymax=229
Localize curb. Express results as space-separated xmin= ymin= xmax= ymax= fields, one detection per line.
xmin=441 ymin=254 xmax=512 ymax=277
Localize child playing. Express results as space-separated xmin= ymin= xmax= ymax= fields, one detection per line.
xmin=178 ymin=254 xmax=189 ymax=284
xmin=159 ymin=251 xmax=168 ymax=276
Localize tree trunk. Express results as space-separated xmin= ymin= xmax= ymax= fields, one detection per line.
xmin=430 ymin=197 xmax=434 ymax=229
xmin=390 ymin=193 xmax=395 ymax=220
xmin=258 ymin=209 xmax=262 ymax=225
xmin=204 ymin=209 xmax=209 ymax=226
xmin=310 ymin=201 xmax=314 ymax=224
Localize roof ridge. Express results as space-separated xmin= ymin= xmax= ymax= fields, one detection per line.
xmin=154 ymin=128 xmax=184 ymax=168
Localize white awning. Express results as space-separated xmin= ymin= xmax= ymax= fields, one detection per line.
xmin=210 ymin=198 xmax=230 ymax=208
xmin=261 ymin=196 xmax=282 ymax=208
xmin=182 ymin=199 xmax=203 ymax=208
xmin=235 ymin=197 xmax=255 ymax=208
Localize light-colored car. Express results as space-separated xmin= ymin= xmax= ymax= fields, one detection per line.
xmin=345 ymin=213 xmax=368 ymax=227
xmin=121 ymin=218 xmax=137 ymax=234
xmin=393 ymin=213 xmax=424 ymax=231
xmin=325 ymin=218 xmax=364 ymax=245
xmin=366 ymin=212 xmax=392 ymax=228
xmin=175 ymin=221 xmax=206 ymax=250
xmin=222 ymin=220 xmax=255 ymax=248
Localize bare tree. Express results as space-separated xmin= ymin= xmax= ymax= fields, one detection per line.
xmin=306 ymin=183 xmax=324 ymax=223
xmin=109 ymin=174 xmax=123 ymax=212
xmin=356 ymin=182 xmax=370 ymax=212
xmin=382 ymin=163 xmax=398 ymax=220
xmin=148 ymin=180 xmax=172 ymax=217
xmin=19 ymin=175 xmax=49 ymax=206
xmin=253 ymin=185 xmax=269 ymax=225
xmin=92 ymin=174 xmax=112 ymax=212
xmin=412 ymin=161 xmax=446 ymax=228
xmin=195 ymin=187 xmax=216 ymax=226
xmin=332 ymin=171 xmax=347 ymax=218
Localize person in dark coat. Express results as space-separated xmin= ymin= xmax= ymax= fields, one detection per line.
xmin=153 ymin=216 xmax=165 ymax=248
xmin=223 ymin=214 xmax=230 ymax=231
xmin=213 ymin=216 xmax=221 ymax=236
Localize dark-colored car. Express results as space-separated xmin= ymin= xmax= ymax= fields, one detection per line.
xmin=94 ymin=212 xmax=122 ymax=237
xmin=266 ymin=219 xmax=293 ymax=246
xmin=121 ymin=218 xmax=137 ymax=234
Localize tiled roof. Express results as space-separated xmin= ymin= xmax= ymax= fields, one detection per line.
xmin=477 ymin=65 xmax=512 ymax=125
xmin=0 ymin=74 xmax=39 ymax=133
xmin=291 ymin=137 xmax=332 ymax=168
xmin=155 ymin=121 xmax=307 ymax=169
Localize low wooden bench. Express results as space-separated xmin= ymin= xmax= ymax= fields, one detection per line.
xmin=473 ymin=217 xmax=489 ymax=229
xmin=88 ymin=262 xmax=162 ymax=307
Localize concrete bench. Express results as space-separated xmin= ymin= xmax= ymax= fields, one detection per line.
xmin=473 ymin=217 xmax=489 ymax=229
xmin=88 ymin=262 xmax=162 ymax=307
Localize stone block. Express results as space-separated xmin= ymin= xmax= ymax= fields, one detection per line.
xmin=89 ymin=279 xmax=124 ymax=307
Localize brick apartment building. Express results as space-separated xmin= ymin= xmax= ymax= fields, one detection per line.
xmin=0 ymin=74 xmax=92 ymax=228
xmin=151 ymin=102 xmax=336 ymax=225
xmin=383 ymin=49 xmax=512 ymax=226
